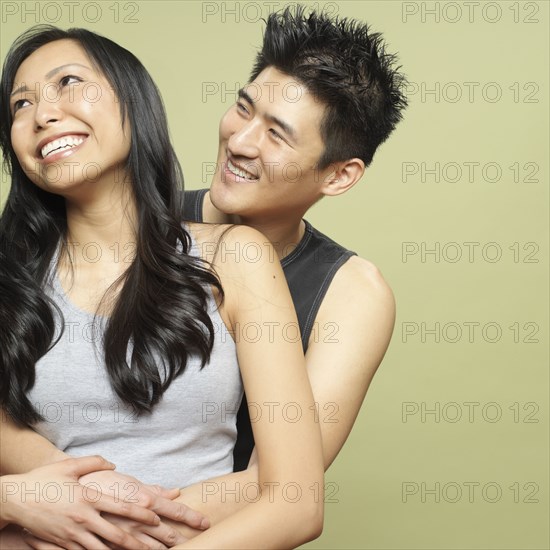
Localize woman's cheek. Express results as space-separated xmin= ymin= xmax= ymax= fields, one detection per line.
xmin=11 ymin=122 xmax=28 ymax=165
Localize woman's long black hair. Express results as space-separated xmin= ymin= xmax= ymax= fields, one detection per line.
xmin=0 ymin=26 xmax=223 ymax=426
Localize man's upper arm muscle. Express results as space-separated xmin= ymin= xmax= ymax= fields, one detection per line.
xmin=305 ymin=255 xmax=396 ymax=468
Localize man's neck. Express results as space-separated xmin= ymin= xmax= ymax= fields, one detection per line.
xmin=242 ymin=217 xmax=306 ymax=261
xmin=203 ymin=191 xmax=306 ymax=260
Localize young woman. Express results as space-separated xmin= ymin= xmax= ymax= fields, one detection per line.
xmin=0 ymin=26 xmax=323 ymax=549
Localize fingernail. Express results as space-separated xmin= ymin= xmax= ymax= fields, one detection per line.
xmin=154 ymin=514 xmax=161 ymax=525
xmin=200 ymin=518 xmax=210 ymax=530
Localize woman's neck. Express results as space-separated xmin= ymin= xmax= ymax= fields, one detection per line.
xmin=61 ymin=187 xmax=137 ymax=271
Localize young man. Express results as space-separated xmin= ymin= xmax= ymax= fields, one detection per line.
xmin=0 ymin=6 xmax=407 ymax=547
xmin=184 ymin=5 xmax=408 ymax=473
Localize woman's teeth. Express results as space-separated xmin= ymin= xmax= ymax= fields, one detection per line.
xmin=41 ymin=136 xmax=85 ymax=158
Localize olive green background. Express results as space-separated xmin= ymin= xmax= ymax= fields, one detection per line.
xmin=1 ymin=1 xmax=548 ymax=548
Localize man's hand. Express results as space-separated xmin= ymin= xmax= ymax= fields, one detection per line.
xmin=101 ymin=513 xmax=189 ymax=549
xmin=1 ymin=456 xmax=161 ymax=550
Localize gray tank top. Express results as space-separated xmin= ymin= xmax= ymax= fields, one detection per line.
xmin=27 ymin=235 xmax=242 ymax=489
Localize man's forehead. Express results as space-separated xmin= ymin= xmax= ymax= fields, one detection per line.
xmin=243 ymin=70 xmax=325 ymax=115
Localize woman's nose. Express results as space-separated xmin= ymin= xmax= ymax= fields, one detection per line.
xmin=34 ymin=95 xmax=62 ymax=130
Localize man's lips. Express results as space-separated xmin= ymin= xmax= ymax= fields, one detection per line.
xmin=224 ymin=158 xmax=259 ymax=181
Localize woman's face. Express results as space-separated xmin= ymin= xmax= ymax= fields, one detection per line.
xmin=9 ymin=39 xmax=131 ymax=198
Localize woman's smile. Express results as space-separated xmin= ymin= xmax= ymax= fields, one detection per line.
xmin=36 ymin=132 xmax=89 ymax=163
xmin=10 ymin=39 xmax=131 ymax=193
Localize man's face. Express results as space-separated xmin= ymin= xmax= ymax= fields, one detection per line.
xmin=210 ymin=67 xmax=333 ymax=223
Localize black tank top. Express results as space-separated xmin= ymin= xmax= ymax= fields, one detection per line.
xmin=183 ymin=189 xmax=356 ymax=470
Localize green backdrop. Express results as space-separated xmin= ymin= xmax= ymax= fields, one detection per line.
xmin=1 ymin=1 xmax=548 ymax=548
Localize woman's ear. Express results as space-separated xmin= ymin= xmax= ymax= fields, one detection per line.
xmin=320 ymin=158 xmax=365 ymax=196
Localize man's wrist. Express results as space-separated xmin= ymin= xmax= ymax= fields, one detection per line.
xmin=45 ymin=449 xmax=70 ymax=465
xmin=0 ymin=474 xmax=21 ymax=524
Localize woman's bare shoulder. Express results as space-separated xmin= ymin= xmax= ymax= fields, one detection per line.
xmin=185 ymin=222 xmax=271 ymax=267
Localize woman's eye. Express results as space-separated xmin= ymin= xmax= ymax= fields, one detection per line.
xmin=59 ymin=75 xmax=82 ymax=87
xmin=12 ymin=98 xmax=31 ymax=114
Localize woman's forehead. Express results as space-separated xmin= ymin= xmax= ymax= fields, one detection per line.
xmin=14 ymin=39 xmax=95 ymax=84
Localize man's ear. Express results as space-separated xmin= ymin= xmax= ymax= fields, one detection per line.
xmin=320 ymin=158 xmax=365 ymax=197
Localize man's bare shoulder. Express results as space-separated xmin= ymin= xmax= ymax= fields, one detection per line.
xmin=311 ymin=254 xmax=396 ymax=346
xmin=308 ymin=254 xmax=396 ymax=368
xmin=331 ymin=255 xmax=395 ymax=305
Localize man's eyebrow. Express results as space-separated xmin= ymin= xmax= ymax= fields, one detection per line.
xmin=238 ymin=88 xmax=297 ymax=142
xmin=237 ymin=88 xmax=254 ymax=104
xmin=11 ymin=63 xmax=91 ymax=96
xmin=266 ymin=113 xmax=297 ymax=142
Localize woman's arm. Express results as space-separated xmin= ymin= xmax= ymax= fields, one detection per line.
xmin=164 ymin=258 xmax=396 ymax=537
xmin=173 ymin=225 xmax=324 ymax=549
xmin=1 ymin=225 xmax=325 ymax=549
xmin=0 ymin=410 xmax=207 ymax=547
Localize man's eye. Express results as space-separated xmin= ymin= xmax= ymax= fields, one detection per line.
xmin=269 ymin=129 xmax=284 ymax=141
xmin=59 ymin=75 xmax=82 ymax=87
xmin=236 ymin=102 xmax=249 ymax=114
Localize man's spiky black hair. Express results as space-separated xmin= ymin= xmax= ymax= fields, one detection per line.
xmin=251 ymin=5 xmax=408 ymax=169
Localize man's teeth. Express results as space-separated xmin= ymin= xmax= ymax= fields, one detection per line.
xmin=41 ymin=136 xmax=85 ymax=158
xmin=227 ymin=159 xmax=257 ymax=180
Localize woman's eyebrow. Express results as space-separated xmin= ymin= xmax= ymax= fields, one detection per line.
xmin=45 ymin=62 xmax=91 ymax=79
xmin=11 ymin=63 xmax=91 ymax=96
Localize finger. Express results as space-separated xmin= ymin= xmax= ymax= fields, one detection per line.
xmin=134 ymin=533 xmax=170 ymax=550
xmin=22 ymin=534 xmax=64 ymax=550
xmin=0 ymin=526 xmax=34 ymax=550
xmin=94 ymin=496 xmax=161 ymax=526
xmin=73 ymin=532 xmax=111 ymax=550
xmin=156 ymin=486 xmax=181 ymax=500
xmin=138 ymin=521 xmax=187 ymax=547
xmin=22 ymin=531 xmax=78 ymax=550
xmin=152 ymin=500 xmax=209 ymax=530
xmin=63 ymin=455 xmax=116 ymax=478
xmin=86 ymin=518 xmax=151 ymax=550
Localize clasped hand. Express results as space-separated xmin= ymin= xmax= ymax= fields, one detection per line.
xmin=0 ymin=456 xmax=208 ymax=549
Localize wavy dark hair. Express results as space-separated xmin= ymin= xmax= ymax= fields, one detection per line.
xmin=0 ymin=26 xmax=223 ymax=426
xmin=250 ymin=5 xmax=408 ymax=169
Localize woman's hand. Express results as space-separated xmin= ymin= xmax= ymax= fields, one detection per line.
xmin=78 ymin=470 xmax=209 ymax=529
xmin=1 ymin=456 xmax=160 ymax=549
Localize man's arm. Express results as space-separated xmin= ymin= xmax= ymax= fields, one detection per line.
xmin=304 ymin=255 xmax=395 ymax=467
xmin=166 ymin=254 xmax=395 ymax=534
xmin=0 ymin=410 xmax=67 ymax=474
xmin=0 ymin=411 xmax=208 ymax=546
